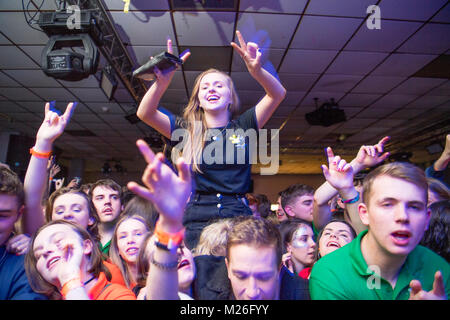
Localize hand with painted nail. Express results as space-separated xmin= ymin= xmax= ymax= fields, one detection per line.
xmin=409 ymin=271 xmax=447 ymax=300
xmin=127 ymin=139 xmax=191 ymax=232
xmin=231 ymin=30 xmax=262 ymax=76
xmin=321 ymin=147 xmax=355 ymax=191
xmin=352 ymin=136 xmax=390 ymax=173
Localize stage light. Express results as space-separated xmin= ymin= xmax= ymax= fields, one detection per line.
xmin=41 ymin=34 xmax=99 ymax=81
xmin=100 ymin=65 xmax=118 ymax=100
xmin=305 ymin=98 xmax=347 ymax=127
xmin=38 ymin=4 xmax=102 ymax=81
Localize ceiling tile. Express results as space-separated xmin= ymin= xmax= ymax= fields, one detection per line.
xmin=174 ymin=11 xmax=235 ymax=46
xmin=351 ymin=75 xmax=406 ymax=94
xmin=279 ymin=49 xmax=337 ymax=74
xmin=407 ymin=94 xmax=450 ymax=109
xmin=29 ymin=87 xmax=77 ymax=102
xmin=291 ymin=16 xmax=362 ymax=50
xmin=388 ymin=108 xmax=427 ymax=120
xmin=0 ymin=71 xmax=20 ymax=87
xmin=312 ymin=74 xmax=364 ymax=92
xmin=379 ymin=0 xmax=448 ymax=21
xmin=338 ymin=93 xmax=382 ymax=107
xmin=236 ymin=12 xmax=300 ymax=48
xmin=431 ymin=3 xmax=450 ymax=23
xmin=239 ymin=0 xmax=308 ymax=13
xmin=369 ymin=94 xmax=418 ymax=109
xmin=0 ymin=87 xmax=42 ymax=101
xmin=85 ymin=102 xmax=125 ymax=114
xmin=0 ymin=101 xmax=27 ymax=113
xmin=110 ymin=11 xmax=174 ymax=46
xmin=306 ymin=0 xmax=375 ymax=18
xmin=0 ymin=12 xmax=49 ymax=45
xmin=280 ymin=91 xmax=307 ymax=106
xmin=427 ymin=80 xmax=450 ymax=96
xmin=390 ymin=77 xmax=447 ymax=95
xmin=68 ymin=87 xmax=110 ymax=102
xmin=371 ymin=53 xmax=438 ymax=77
xmin=7 ymin=112 xmax=41 ymax=122
xmin=398 ymin=23 xmax=450 ymax=54
xmin=0 ymin=33 xmax=11 ymax=45
xmin=327 ymin=51 xmax=388 ymax=76
xmin=231 ymin=72 xmax=266 ymax=91
xmin=0 ymin=46 xmax=40 ymax=69
xmin=181 ymin=46 xmax=232 ymax=72
xmin=4 ymin=69 xmax=61 ymax=87
xmin=235 ymin=90 xmax=265 ymax=106
xmin=278 ymin=73 xmax=320 ymax=92
xmin=354 ymin=106 xmax=393 ymax=118
xmin=345 ymin=20 xmax=421 ymax=53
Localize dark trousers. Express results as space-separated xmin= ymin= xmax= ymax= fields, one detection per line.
xmin=183 ymin=193 xmax=252 ymax=250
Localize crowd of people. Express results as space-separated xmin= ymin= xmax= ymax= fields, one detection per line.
xmin=0 ymin=31 xmax=449 ymax=301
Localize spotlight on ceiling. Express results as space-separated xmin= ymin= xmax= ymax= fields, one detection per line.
xmin=38 ymin=4 xmax=103 ymax=81
xmin=305 ymin=98 xmax=347 ymax=127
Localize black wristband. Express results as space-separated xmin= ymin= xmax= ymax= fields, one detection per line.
xmin=149 ymin=251 xmax=178 ymax=270
xmin=155 ymin=240 xmax=171 ymax=252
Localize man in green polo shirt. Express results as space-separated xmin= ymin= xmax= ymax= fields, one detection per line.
xmin=310 ymin=161 xmax=449 ymax=300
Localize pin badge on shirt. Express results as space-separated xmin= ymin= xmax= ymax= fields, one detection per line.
xmin=229 ymin=134 xmax=245 ymax=149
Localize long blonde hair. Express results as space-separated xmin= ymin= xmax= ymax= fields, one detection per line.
xmin=172 ymin=69 xmax=240 ymax=173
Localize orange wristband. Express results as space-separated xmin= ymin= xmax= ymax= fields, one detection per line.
xmin=154 ymin=220 xmax=185 ymax=251
xmin=60 ymin=277 xmax=83 ymax=299
xmin=30 ymin=147 xmax=52 ymax=159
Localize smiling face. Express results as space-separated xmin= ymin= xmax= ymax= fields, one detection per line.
xmin=52 ymin=193 xmax=93 ymax=229
xmin=197 ymin=72 xmax=232 ymax=115
xmin=116 ymin=218 xmax=148 ymax=264
xmin=32 ymin=223 xmax=91 ymax=287
xmin=276 ymin=197 xmax=288 ymax=222
xmin=318 ymin=221 xmax=354 ymax=257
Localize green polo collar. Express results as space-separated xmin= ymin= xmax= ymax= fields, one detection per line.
xmin=349 ymin=229 xmax=424 ymax=299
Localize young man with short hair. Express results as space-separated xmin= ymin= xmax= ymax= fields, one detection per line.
xmin=89 ymin=179 xmax=124 ymax=256
xmin=0 ymin=166 xmax=46 ymax=299
xmin=224 ymin=216 xmax=309 ymax=300
xmin=280 ymin=184 xmax=314 ymax=222
xmin=310 ymin=162 xmax=449 ymax=300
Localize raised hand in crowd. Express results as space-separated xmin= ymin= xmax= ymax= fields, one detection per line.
xmin=127 ymin=139 xmax=191 ymax=300
xmin=23 ymin=102 xmax=76 ymax=236
xmin=313 ymin=136 xmax=390 ymax=233
xmin=409 ymin=270 xmax=447 ymax=300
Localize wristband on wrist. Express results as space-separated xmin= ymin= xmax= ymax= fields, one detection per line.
xmin=60 ymin=277 xmax=83 ymax=299
xmin=341 ymin=191 xmax=360 ymax=204
xmin=154 ymin=220 xmax=185 ymax=251
xmin=149 ymin=251 xmax=179 ymax=270
xmin=30 ymin=147 xmax=52 ymax=159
